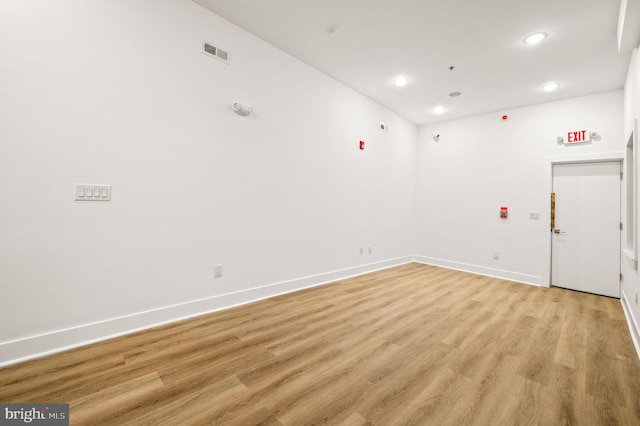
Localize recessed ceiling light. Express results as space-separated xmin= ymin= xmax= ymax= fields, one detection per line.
xmin=393 ymin=76 xmax=409 ymax=87
xmin=449 ymin=91 xmax=462 ymax=97
xmin=524 ymin=32 xmax=547 ymax=45
xmin=542 ymin=82 xmax=559 ymax=92
xmin=433 ymin=106 xmax=446 ymax=115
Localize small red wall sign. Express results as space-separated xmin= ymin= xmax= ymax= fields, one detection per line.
xmin=566 ymin=130 xmax=590 ymax=144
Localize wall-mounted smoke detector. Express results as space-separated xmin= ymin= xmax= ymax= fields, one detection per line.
xmin=202 ymin=41 xmax=230 ymax=64
xmin=232 ymin=102 xmax=253 ymax=116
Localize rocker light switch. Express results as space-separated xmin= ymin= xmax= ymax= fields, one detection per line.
xmin=75 ymin=184 xmax=111 ymax=201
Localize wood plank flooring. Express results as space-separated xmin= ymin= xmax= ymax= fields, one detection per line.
xmin=1 ymin=263 xmax=639 ymax=425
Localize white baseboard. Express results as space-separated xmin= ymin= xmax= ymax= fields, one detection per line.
xmin=413 ymin=255 xmax=543 ymax=287
xmin=621 ymin=290 xmax=640 ymax=360
xmin=0 ymin=256 xmax=413 ymax=367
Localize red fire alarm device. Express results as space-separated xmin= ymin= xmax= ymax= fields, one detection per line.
xmin=359 ymin=140 xmax=365 ymax=150
xmin=500 ymin=207 xmax=508 ymax=219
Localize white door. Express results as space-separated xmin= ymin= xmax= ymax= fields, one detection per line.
xmin=551 ymin=161 xmax=621 ymax=297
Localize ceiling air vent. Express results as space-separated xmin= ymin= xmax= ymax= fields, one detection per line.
xmin=202 ymin=41 xmax=230 ymax=64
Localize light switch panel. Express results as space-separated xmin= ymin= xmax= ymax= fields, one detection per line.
xmin=75 ymin=184 xmax=111 ymax=201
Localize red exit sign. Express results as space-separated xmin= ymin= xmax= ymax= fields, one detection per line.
xmin=566 ymin=130 xmax=591 ymax=144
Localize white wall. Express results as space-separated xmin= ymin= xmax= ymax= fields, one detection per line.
xmin=0 ymin=0 xmax=634 ymax=367
xmin=622 ymin=46 xmax=640 ymax=352
xmin=0 ymin=0 xmax=417 ymax=364
xmin=415 ymin=91 xmax=624 ymax=285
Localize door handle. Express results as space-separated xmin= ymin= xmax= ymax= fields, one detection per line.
xmin=553 ymin=229 xmax=566 ymax=235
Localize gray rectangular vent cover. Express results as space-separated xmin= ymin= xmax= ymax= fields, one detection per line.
xmin=202 ymin=41 xmax=230 ymax=64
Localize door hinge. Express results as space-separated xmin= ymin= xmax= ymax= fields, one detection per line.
xmin=621 ymin=222 xmax=623 ymax=230
xmin=621 ymin=171 xmax=623 ymax=180
xmin=620 ymin=273 xmax=623 ymax=281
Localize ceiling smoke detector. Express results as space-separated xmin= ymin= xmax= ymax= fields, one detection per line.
xmin=325 ymin=24 xmax=340 ymax=35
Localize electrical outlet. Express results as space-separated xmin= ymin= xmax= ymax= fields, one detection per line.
xmin=493 ymin=252 xmax=500 ymax=260
xmin=529 ymin=212 xmax=539 ymax=220
xmin=368 ymin=246 xmax=372 ymax=254
xmin=214 ymin=264 xmax=223 ymax=278
xmin=359 ymin=247 xmax=363 ymax=255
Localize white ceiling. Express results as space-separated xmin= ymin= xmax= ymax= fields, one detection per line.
xmin=193 ymin=0 xmax=634 ymax=125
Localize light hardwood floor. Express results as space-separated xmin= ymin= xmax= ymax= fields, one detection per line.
xmin=1 ymin=263 xmax=640 ymax=425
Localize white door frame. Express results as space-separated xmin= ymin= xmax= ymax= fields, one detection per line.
xmin=543 ymin=152 xmax=624 ymax=288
